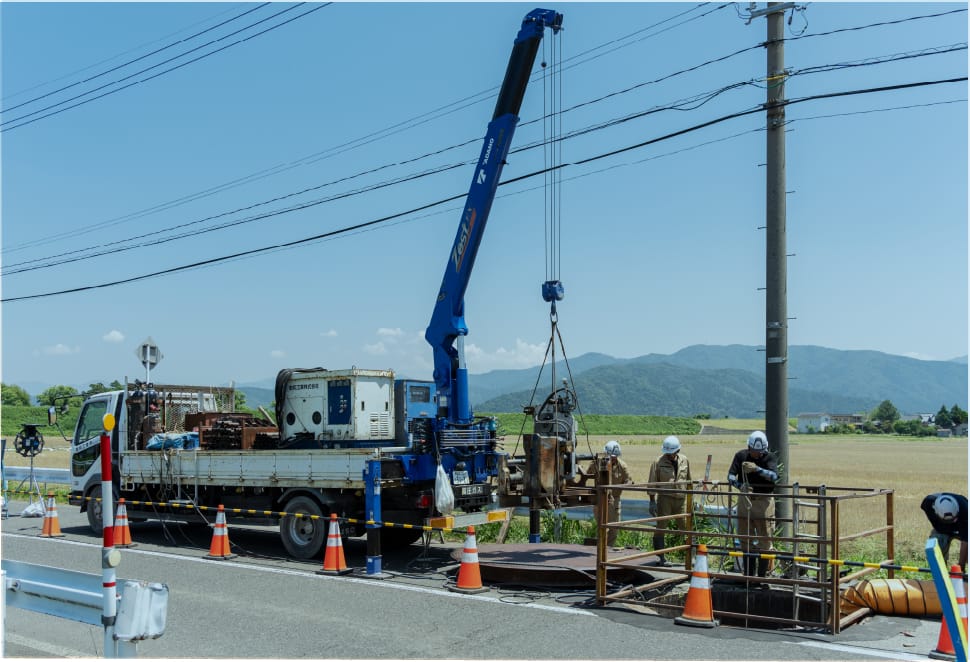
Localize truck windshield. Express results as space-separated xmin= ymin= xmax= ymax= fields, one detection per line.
xmin=72 ymin=399 xmax=107 ymax=477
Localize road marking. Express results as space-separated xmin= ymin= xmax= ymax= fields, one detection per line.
xmin=796 ymin=640 xmax=930 ymax=661
xmin=3 ymin=532 xmax=591 ymax=617
xmin=4 ymin=631 xmax=96 ymax=657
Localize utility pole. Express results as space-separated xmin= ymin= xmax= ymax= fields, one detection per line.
xmin=751 ymin=1 xmax=793 ymax=537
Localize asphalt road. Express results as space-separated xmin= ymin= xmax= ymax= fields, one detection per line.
xmin=1 ymin=497 xmax=943 ymax=660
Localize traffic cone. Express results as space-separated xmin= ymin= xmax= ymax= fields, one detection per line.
xmin=316 ymin=513 xmax=351 ymax=575
xmin=675 ymin=543 xmax=719 ymax=628
xmin=929 ymin=565 xmax=968 ymax=661
xmin=204 ymin=504 xmax=237 ymax=559
xmin=113 ymin=498 xmax=135 ymax=548
xmin=450 ymin=526 xmax=488 ymax=594
xmin=39 ymin=493 xmax=64 ymax=538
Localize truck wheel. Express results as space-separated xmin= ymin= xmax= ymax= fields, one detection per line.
xmin=280 ymin=496 xmax=326 ymax=559
xmin=86 ymin=485 xmax=105 ymax=535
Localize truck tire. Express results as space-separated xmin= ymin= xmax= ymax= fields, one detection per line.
xmin=280 ymin=496 xmax=327 ymax=560
xmin=86 ymin=485 xmax=105 ymax=535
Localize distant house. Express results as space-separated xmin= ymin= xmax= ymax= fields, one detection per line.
xmin=937 ymin=428 xmax=953 ymax=438
xmin=797 ymin=412 xmax=865 ymax=433
xmin=953 ymin=423 xmax=968 ymax=437
xmin=797 ymin=413 xmax=832 ymax=433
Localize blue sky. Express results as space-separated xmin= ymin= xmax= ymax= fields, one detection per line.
xmin=1 ymin=2 xmax=967 ymax=394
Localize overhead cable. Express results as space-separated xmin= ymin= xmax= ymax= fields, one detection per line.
xmin=1 ymin=3 xmax=734 ymax=253
xmin=1 ymin=3 xmax=272 ymax=114
xmin=3 ymin=75 xmax=965 ymax=303
xmin=0 ymin=3 xmax=330 ymax=132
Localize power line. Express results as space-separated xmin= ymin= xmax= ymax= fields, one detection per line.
xmin=1 ymin=80 xmax=762 ymax=274
xmin=0 ymin=3 xmax=330 ymax=132
xmin=1 ymin=3 xmax=735 ymax=254
xmin=5 ymin=42 xmax=965 ymax=276
xmin=4 ymin=75 xmax=965 ymax=303
xmin=1 ymin=3 xmax=251 ymax=102
xmin=785 ymin=7 xmax=967 ymax=42
xmin=1 ymin=3 xmax=272 ymax=114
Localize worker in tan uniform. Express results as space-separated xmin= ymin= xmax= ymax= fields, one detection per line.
xmin=727 ymin=430 xmax=779 ymax=581
xmin=585 ymin=440 xmax=632 ymax=546
xmin=647 ymin=435 xmax=691 ymax=566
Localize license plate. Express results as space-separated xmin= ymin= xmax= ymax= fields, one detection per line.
xmin=460 ymin=484 xmax=486 ymax=497
xmin=452 ymin=470 xmax=469 ymax=485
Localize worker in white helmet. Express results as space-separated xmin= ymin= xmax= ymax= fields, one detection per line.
xmin=586 ymin=440 xmax=632 ymax=546
xmin=727 ymin=430 xmax=779 ymax=582
xmin=647 ymin=435 xmax=692 ymax=566
xmin=921 ymin=492 xmax=967 ymax=572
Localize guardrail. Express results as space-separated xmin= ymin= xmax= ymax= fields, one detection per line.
xmin=2 ymin=560 xmax=168 ymax=658
xmin=3 ymin=467 xmax=70 ymax=485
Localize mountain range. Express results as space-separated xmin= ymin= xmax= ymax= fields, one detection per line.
xmin=234 ymin=345 xmax=967 ymax=418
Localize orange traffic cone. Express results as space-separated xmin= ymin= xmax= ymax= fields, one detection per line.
xmin=113 ymin=498 xmax=135 ymax=548
xmin=450 ymin=526 xmax=488 ymax=594
xmin=39 ymin=493 xmax=64 ymax=538
xmin=929 ymin=565 xmax=968 ymax=661
xmin=675 ymin=543 xmax=719 ymax=628
xmin=204 ymin=504 xmax=236 ymax=559
xmin=316 ymin=513 xmax=352 ymax=575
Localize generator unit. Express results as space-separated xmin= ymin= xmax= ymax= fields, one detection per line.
xmin=276 ymin=368 xmax=395 ymax=448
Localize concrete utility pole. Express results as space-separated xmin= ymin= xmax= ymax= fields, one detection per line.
xmin=753 ymin=2 xmax=793 ymax=536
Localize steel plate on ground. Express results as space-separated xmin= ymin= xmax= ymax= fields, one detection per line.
xmin=451 ymin=543 xmax=658 ymax=588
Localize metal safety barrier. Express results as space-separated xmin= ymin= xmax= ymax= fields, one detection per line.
xmin=2 ymin=560 xmax=168 ymax=658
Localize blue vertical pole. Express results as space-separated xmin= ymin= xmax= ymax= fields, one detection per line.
xmin=364 ymin=459 xmax=388 ymax=578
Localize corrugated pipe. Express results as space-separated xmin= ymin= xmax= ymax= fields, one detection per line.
xmin=842 ymin=579 xmax=943 ymax=616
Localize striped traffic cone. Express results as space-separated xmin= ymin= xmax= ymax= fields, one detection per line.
xmin=450 ymin=526 xmax=488 ymax=594
xmin=39 ymin=493 xmax=64 ymax=538
xmin=675 ymin=543 xmax=719 ymax=628
xmin=929 ymin=565 xmax=969 ymax=661
xmin=205 ymin=504 xmax=237 ymax=559
xmin=113 ymin=498 xmax=135 ymax=548
xmin=316 ymin=513 xmax=351 ymax=575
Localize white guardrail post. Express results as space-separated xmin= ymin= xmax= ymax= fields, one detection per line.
xmin=2 ymin=560 xmax=168 ymax=657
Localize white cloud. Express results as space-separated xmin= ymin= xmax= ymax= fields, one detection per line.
xmin=44 ymin=343 xmax=79 ymax=356
xmin=320 ymin=329 xmax=338 ymax=337
xmin=102 ymin=330 xmax=125 ymax=343
xmin=464 ymin=338 xmax=547 ymax=371
xmin=377 ymin=327 xmax=405 ymax=340
xmin=270 ymin=349 xmax=286 ymax=359
xmin=363 ymin=341 xmax=387 ymax=355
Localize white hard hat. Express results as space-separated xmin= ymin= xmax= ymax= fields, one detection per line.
xmin=934 ymin=494 xmax=960 ymax=522
xmin=604 ymin=440 xmax=621 ymax=457
xmin=662 ymin=436 xmax=681 ymax=455
xmin=747 ymin=430 xmax=769 ymax=452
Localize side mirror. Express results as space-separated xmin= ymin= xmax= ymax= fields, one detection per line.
xmin=48 ymin=406 xmax=57 ymax=425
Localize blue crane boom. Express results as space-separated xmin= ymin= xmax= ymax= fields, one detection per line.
xmin=424 ymin=8 xmax=563 ymax=426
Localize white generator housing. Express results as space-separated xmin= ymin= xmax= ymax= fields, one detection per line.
xmin=280 ymin=368 xmax=394 ymax=443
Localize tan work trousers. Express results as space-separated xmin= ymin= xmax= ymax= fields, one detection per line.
xmin=738 ymin=493 xmax=774 ymax=555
